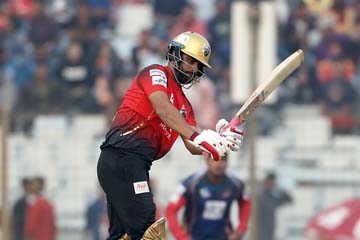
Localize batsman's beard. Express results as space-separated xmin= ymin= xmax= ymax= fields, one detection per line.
xmin=171 ymin=62 xmax=203 ymax=88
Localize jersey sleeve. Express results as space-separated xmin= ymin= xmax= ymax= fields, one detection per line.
xmin=25 ymin=203 xmax=37 ymax=237
xmin=237 ymin=197 xmax=251 ymax=233
xmin=228 ymin=174 xmax=251 ymax=234
xmin=137 ymin=65 xmax=168 ymax=97
xmin=165 ymin=184 xmax=190 ymax=240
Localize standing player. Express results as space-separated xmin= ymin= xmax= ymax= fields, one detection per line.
xmin=97 ymin=31 xmax=244 ymax=240
xmin=165 ymin=156 xmax=251 ymax=240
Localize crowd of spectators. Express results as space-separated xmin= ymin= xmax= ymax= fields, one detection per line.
xmin=278 ymin=0 xmax=360 ymax=134
xmin=0 ymin=0 xmax=360 ymax=134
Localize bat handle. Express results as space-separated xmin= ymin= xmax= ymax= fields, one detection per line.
xmin=201 ymin=117 xmax=241 ymax=158
xmin=200 ymin=117 xmax=240 ymax=157
xmin=202 ymin=151 xmax=210 ymax=158
xmin=229 ymin=117 xmax=241 ymax=127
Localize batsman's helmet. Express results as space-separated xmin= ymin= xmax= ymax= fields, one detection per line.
xmin=166 ymin=31 xmax=212 ymax=86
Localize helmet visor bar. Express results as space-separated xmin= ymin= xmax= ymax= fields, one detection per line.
xmin=168 ymin=52 xmax=205 ymax=85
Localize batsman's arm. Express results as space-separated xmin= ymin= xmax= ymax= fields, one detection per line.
xmin=149 ymin=91 xmax=196 ymax=138
xmin=181 ymin=128 xmax=204 ymax=155
xmin=149 ymin=91 xmax=202 ymax=154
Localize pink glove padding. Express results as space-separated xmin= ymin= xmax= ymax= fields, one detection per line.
xmin=216 ymin=119 xmax=244 ymax=152
xmin=189 ymin=130 xmax=228 ymax=161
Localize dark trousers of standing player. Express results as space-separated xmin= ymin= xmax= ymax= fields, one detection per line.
xmin=97 ymin=147 xmax=156 ymax=240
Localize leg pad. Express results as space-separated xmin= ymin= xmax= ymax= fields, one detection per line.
xmin=142 ymin=218 xmax=166 ymax=240
xmin=119 ymin=233 xmax=130 ymax=240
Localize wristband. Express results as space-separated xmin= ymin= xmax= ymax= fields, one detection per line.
xmin=189 ymin=132 xmax=199 ymax=141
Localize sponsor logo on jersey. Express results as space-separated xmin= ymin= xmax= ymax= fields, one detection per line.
xmin=160 ymin=122 xmax=172 ymax=140
xmin=180 ymin=104 xmax=187 ymax=118
xmin=170 ymin=93 xmax=174 ymax=104
xmin=150 ymin=69 xmax=167 ymax=87
xmin=133 ymin=181 xmax=150 ymax=194
xmin=199 ymin=187 xmax=211 ymax=198
xmin=221 ymin=189 xmax=231 ymax=199
xmin=202 ymin=200 xmax=227 ymax=220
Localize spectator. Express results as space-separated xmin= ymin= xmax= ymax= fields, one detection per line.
xmin=0 ymin=1 xmax=13 ymax=34
xmin=84 ymin=188 xmax=107 ymax=240
xmin=320 ymin=78 xmax=357 ymax=134
xmin=153 ymin=0 xmax=188 ymax=39
xmin=65 ymin=1 xmax=93 ymax=35
xmin=316 ymin=40 xmax=355 ymax=84
xmin=47 ymin=0 xmax=75 ymax=28
xmin=85 ymin=0 xmax=111 ymax=28
xmin=14 ymin=62 xmax=63 ymax=132
xmin=168 ymin=4 xmax=207 ymax=40
xmin=94 ymin=41 xmax=124 ymax=114
xmin=3 ymin=46 xmax=35 ymax=89
xmin=11 ymin=178 xmax=31 ymax=240
xmin=10 ymin=0 xmax=35 ymax=20
xmin=16 ymin=62 xmax=63 ymax=113
xmin=313 ymin=15 xmax=350 ymax=61
xmin=166 ymin=156 xmax=251 ymax=240
xmin=324 ymin=0 xmax=356 ymax=35
xmin=131 ymin=29 xmax=163 ymax=72
xmin=55 ymin=41 xmax=95 ymax=112
xmin=291 ymin=66 xmax=318 ymax=104
xmin=65 ymin=1 xmax=102 ymax=58
xmin=208 ymin=0 xmax=231 ymax=66
xmin=24 ymin=176 xmax=56 ymax=240
xmin=257 ymin=172 xmax=292 ymax=240
xmin=279 ymin=2 xmax=313 ymax=59
xmin=153 ymin=0 xmax=187 ymax=18
xmin=94 ymin=42 xmax=123 ymax=79
xmin=304 ymin=0 xmax=333 ymax=13
xmin=187 ymin=0 xmax=216 ymax=22
xmin=27 ymin=1 xmax=59 ymax=56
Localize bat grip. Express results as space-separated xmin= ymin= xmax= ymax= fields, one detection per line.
xmin=200 ymin=117 xmax=240 ymax=157
xmin=202 ymin=151 xmax=210 ymax=158
xmin=201 ymin=117 xmax=240 ymax=158
xmin=229 ymin=117 xmax=241 ymax=127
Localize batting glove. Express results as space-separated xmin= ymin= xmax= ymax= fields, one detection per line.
xmin=189 ymin=130 xmax=228 ymax=161
xmin=216 ymin=119 xmax=244 ymax=152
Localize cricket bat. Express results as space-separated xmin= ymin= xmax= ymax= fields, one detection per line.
xmin=229 ymin=49 xmax=304 ymax=127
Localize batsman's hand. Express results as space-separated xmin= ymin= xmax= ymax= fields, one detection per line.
xmin=189 ymin=130 xmax=228 ymax=161
xmin=216 ymin=119 xmax=244 ymax=152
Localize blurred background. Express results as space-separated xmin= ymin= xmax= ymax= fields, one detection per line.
xmin=1 ymin=0 xmax=360 ymax=239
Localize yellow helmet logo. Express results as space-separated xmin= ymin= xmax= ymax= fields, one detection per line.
xmin=202 ymin=43 xmax=210 ymax=57
xmin=172 ymin=31 xmax=212 ymax=69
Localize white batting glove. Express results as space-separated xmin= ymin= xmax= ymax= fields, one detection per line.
xmin=216 ymin=119 xmax=244 ymax=152
xmin=189 ymin=130 xmax=228 ymax=161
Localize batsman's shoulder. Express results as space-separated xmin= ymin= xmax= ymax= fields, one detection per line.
xmin=142 ymin=64 xmax=167 ymax=77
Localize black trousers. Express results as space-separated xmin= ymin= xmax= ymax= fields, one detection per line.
xmin=97 ymin=147 xmax=156 ymax=240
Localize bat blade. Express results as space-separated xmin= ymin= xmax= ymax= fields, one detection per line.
xmin=229 ymin=49 xmax=304 ymax=127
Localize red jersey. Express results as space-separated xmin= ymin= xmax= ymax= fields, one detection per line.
xmin=25 ymin=196 xmax=56 ymax=240
xmin=101 ymin=64 xmax=196 ymax=160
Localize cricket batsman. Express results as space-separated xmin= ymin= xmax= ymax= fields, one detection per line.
xmin=97 ymin=31 xmax=244 ymax=240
